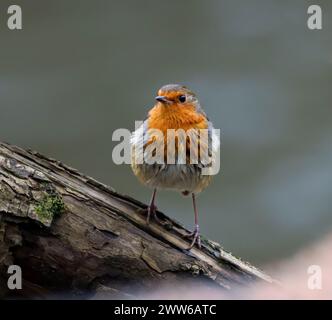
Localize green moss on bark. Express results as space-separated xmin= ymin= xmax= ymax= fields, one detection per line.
xmin=35 ymin=193 xmax=64 ymax=224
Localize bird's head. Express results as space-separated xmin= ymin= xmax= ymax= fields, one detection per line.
xmin=148 ymin=84 xmax=207 ymax=130
xmin=155 ymin=84 xmax=199 ymax=108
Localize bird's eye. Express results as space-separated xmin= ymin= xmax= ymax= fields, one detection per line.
xmin=178 ymin=95 xmax=186 ymax=103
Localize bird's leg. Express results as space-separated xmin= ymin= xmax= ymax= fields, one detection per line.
xmin=146 ymin=188 xmax=157 ymax=224
xmin=141 ymin=188 xmax=165 ymax=225
xmin=185 ymin=193 xmax=201 ymax=249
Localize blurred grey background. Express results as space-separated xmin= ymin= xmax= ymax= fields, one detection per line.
xmin=1 ymin=0 xmax=331 ymax=267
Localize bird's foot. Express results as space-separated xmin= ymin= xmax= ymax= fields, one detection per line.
xmin=138 ymin=205 xmax=165 ymax=225
xmin=184 ymin=224 xmax=201 ymax=249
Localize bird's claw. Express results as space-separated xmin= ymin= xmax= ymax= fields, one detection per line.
xmin=138 ymin=205 xmax=166 ymax=225
xmin=184 ymin=224 xmax=201 ymax=249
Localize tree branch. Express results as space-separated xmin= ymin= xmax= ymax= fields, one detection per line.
xmin=0 ymin=141 xmax=276 ymax=298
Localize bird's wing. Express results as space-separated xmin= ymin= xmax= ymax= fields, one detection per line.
xmin=131 ymin=120 xmax=149 ymax=164
xmin=131 ymin=120 xmax=149 ymax=147
xmin=208 ymin=121 xmax=220 ymax=158
xmin=195 ymin=121 xmax=220 ymax=169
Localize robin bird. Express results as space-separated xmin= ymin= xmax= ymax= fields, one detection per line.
xmin=131 ymin=84 xmax=220 ymax=249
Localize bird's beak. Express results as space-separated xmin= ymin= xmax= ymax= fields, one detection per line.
xmin=155 ymin=96 xmax=170 ymax=104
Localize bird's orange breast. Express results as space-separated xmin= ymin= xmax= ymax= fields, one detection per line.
xmin=145 ymin=103 xmax=208 ymax=163
xmin=147 ymin=103 xmax=208 ymax=133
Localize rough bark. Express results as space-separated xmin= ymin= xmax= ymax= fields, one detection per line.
xmin=0 ymin=141 xmax=276 ymax=299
